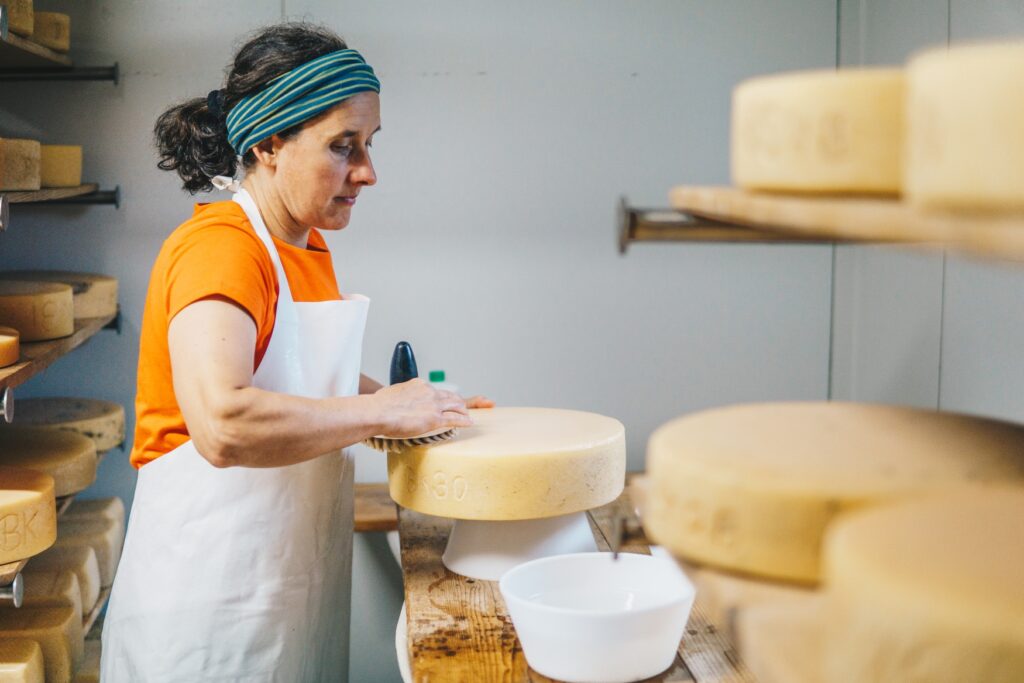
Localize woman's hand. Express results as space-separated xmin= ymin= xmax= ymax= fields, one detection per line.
xmin=464 ymin=395 xmax=495 ymax=409
xmin=372 ymin=379 xmax=474 ymax=437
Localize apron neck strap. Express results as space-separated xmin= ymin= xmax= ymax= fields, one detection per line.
xmin=232 ymin=188 xmax=295 ymax=305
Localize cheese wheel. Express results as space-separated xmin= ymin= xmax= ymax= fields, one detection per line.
xmin=0 ymin=640 xmax=44 ymax=683
xmin=72 ymin=640 xmax=99 ymax=683
xmin=0 ymin=140 xmax=41 ymax=192
xmin=1 ymin=1 xmax=33 ymax=37
xmin=0 ymin=273 xmax=117 ymax=320
xmin=30 ymin=12 xmax=68 ymax=53
xmin=823 ymin=488 xmax=1024 ymax=683
xmin=0 ymin=605 xmax=83 ymax=683
xmin=731 ymin=68 xmax=904 ymax=195
xmin=906 ymin=42 xmax=1024 ymax=211
xmin=56 ymin=517 xmax=122 ymax=587
xmin=0 ymin=428 xmax=96 ymax=498
xmin=0 ymin=467 xmax=56 ymax=566
xmin=39 ymin=146 xmax=82 ymax=188
xmin=388 ymin=407 xmax=626 ymax=520
xmin=10 ymin=399 xmax=125 ymax=452
xmin=20 ymin=569 xmax=82 ymax=627
xmin=735 ymin=598 xmax=823 ymax=683
xmin=0 ymin=326 xmax=20 ymax=368
xmin=26 ymin=545 xmax=99 ymax=614
xmin=645 ymin=402 xmax=1024 ymax=583
xmin=0 ymin=282 xmax=74 ymax=342
xmin=63 ymin=497 xmax=124 ymax=528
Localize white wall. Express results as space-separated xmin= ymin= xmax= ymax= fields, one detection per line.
xmin=0 ymin=2 xmax=838 ymax=681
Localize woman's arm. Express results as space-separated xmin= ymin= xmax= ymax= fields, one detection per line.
xmin=168 ymin=299 xmax=472 ymax=468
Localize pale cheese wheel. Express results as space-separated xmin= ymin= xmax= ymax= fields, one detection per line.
xmin=0 ymin=605 xmax=83 ymax=683
xmin=906 ymin=42 xmax=1024 ymax=211
xmin=0 ymin=467 xmax=56 ymax=566
xmin=30 ymin=12 xmax=68 ymax=53
xmin=56 ymin=517 xmax=122 ymax=587
xmin=388 ymin=407 xmax=626 ymax=520
xmin=645 ymin=402 xmax=1024 ymax=583
xmin=26 ymin=545 xmax=99 ymax=614
xmin=0 ymin=140 xmax=41 ymax=192
xmin=0 ymin=273 xmax=117 ymax=320
xmin=0 ymin=326 xmax=20 ymax=368
xmin=63 ymin=497 xmax=124 ymax=528
xmin=731 ymin=68 xmax=904 ymax=195
xmin=39 ymin=146 xmax=82 ymax=188
xmin=823 ymin=488 xmax=1024 ymax=683
xmin=11 ymin=398 xmax=126 ymax=452
xmin=735 ymin=598 xmax=823 ymax=683
xmin=0 ymin=428 xmax=96 ymax=498
xmin=72 ymin=640 xmax=99 ymax=683
xmin=0 ymin=639 xmax=44 ymax=683
xmin=0 ymin=282 xmax=74 ymax=342
xmin=2 ymin=0 xmax=34 ymax=37
xmin=20 ymin=569 xmax=82 ymax=627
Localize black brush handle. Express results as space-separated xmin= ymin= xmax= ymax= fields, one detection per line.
xmin=389 ymin=341 xmax=419 ymax=385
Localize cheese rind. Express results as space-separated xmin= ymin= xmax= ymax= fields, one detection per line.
xmin=20 ymin=569 xmax=82 ymax=628
xmin=388 ymin=407 xmax=626 ymax=520
xmin=0 ymin=140 xmax=41 ymax=192
xmin=0 ymin=281 xmax=74 ymax=342
xmin=0 ymin=639 xmax=44 ymax=683
xmin=10 ymin=398 xmax=126 ymax=452
xmin=0 ymin=326 xmax=20 ymax=368
xmin=30 ymin=12 xmax=68 ymax=53
xmin=0 ymin=272 xmax=117 ymax=320
xmin=39 ymin=146 xmax=82 ymax=188
xmin=0 ymin=428 xmax=96 ymax=497
xmin=823 ymin=489 xmax=1024 ymax=683
xmin=731 ymin=68 xmax=904 ymax=194
xmin=0 ymin=605 xmax=83 ymax=683
xmin=56 ymin=517 xmax=122 ymax=587
xmin=62 ymin=497 xmax=125 ymax=528
xmin=735 ymin=598 xmax=823 ymax=683
xmin=0 ymin=467 xmax=56 ymax=566
xmin=645 ymin=402 xmax=1024 ymax=583
xmin=1 ymin=0 xmax=33 ymax=37
xmin=25 ymin=545 xmax=100 ymax=614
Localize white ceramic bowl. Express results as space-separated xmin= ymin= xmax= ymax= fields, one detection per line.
xmin=499 ymin=552 xmax=695 ymax=683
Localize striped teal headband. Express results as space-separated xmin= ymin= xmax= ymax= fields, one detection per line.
xmin=225 ymin=48 xmax=381 ymax=156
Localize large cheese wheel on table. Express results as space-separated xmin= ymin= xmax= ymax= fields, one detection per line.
xmin=0 ymin=605 xmax=83 ymax=683
xmin=26 ymin=545 xmax=100 ymax=615
xmin=823 ymin=488 xmax=1024 ymax=683
xmin=0 ymin=281 xmax=73 ymax=342
xmin=0 ymin=272 xmax=117 ymax=320
xmin=645 ymin=402 xmax=1024 ymax=583
xmin=10 ymin=398 xmax=125 ymax=452
xmin=388 ymin=407 xmax=626 ymax=520
xmin=0 ymin=467 xmax=56 ymax=565
xmin=0 ymin=639 xmax=44 ymax=683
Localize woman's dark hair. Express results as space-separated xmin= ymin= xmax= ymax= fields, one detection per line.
xmin=154 ymin=23 xmax=346 ymax=193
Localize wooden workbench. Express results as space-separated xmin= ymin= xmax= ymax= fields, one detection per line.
xmin=398 ymin=486 xmax=753 ymax=683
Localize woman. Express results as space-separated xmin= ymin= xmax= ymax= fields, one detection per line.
xmin=102 ymin=23 xmax=491 ymax=682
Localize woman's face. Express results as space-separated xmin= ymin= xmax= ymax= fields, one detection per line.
xmin=272 ymin=91 xmax=381 ymax=231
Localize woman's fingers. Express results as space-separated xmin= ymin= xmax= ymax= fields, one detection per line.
xmin=442 ymin=410 xmax=475 ymax=428
xmin=464 ymin=395 xmax=495 ymax=409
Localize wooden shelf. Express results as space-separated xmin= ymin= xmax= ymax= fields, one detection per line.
xmin=0 ymin=314 xmax=117 ymax=391
xmin=5 ymin=184 xmax=99 ymax=204
xmin=354 ymin=483 xmax=398 ymax=533
xmin=0 ymin=21 xmax=72 ymax=69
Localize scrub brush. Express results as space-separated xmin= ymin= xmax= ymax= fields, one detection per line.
xmin=362 ymin=341 xmax=459 ymax=452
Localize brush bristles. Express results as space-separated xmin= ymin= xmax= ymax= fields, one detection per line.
xmin=363 ymin=429 xmax=456 ymax=453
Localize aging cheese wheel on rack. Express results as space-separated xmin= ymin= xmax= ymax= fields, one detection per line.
xmin=0 ymin=139 xmax=41 ymax=192
xmin=388 ymin=407 xmax=626 ymax=520
xmin=0 ymin=605 xmax=83 ymax=683
xmin=11 ymin=398 xmax=126 ymax=452
xmin=0 ymin=272 xmax=118 ymax=320
xmin=40 ymin=146 xmax=82 ymax=188
xmin=0 ymin=326 xmax=20 ymax=368
xmin=645 ymin=402 xmax=1024 ymax=583
xmin=63 ymin=497 xmax=124 ymax=528
xmin=73 ymin=640 xmax=100 ymax=683
xmin=0 ymin=639 xmax=44 ymax=683
xmin=30 ymin=12 xmax=69 ymax=53
xmin=21 ymin=569 xmax=82 ymax=625
xmin=906 ymin=42 xmax=1024 ymax=211
xmin=731 ymin=68 xmax=904 ymax=195
xmin=56 ymin=517 xmax=122 ymax=587
xmin=2 ymin=1 xmax=33 ymax=37
xmin=0 ymin=428 xmax=96 ymax=497
xmin=0 ymin=467 xmax=56 ymax=566
xmin=823 ymin=488 xmax=1024 ymax=683
xmin=0 ymin=281 xmax=74 ymax=342
xmin=26 ymin=545 xmax=100 ymax=614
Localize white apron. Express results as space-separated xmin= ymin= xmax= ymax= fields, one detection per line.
xmin=101 ymin=189 xmax=369 ymax=683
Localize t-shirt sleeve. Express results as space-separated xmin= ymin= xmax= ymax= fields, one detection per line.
xmin=163 ymin=224 xmax=276 ymax=329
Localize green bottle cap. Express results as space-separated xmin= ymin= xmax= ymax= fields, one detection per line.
xmin=429 ymin=370 xmax=446 ymax=382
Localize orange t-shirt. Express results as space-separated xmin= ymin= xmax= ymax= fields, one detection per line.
xmin=131 ymin=200 xmax=342 ymax=469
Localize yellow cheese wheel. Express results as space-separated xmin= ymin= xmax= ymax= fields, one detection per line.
xmin=0 ymin=139 xmax=41 ymax=192
xmin=388 ymin=407 xmax=626 ymax=520
xmin=823 ymin=488 xmax=1024 ymax=683
xmin=26 ymin=545 xmax=99 ymax=615
xmin=0 ymin=428 xmax=96 ymax=497
xmin=0 ymin=272 xmax=117 ymax=320
xmin=11 ymin=398 xmax=126 ymax=452
xmin=56 ymin=517 xmax=122 ymax=587
xmin=63 ymin=497 xmax=125 ymax=529
xmin=72 ymin=640 xmax=99 ymax=683
xmin=906 ymin=42 xmax=1024 ymax=211
xmin=30 ymin=12 xmax=68 ymax=53
xmin=20 ymin=569 xmax=82 ymax=627
xmin=0 ymin=467 xmax=56 ymax=566
xmin=731 ymin=68 xmax=904 ymax=195
xmin=645 ymin=402 xmax=1024 ymax=583
xmin=0 ymin=326 xmax=20 ymax=368
xmin=0 ymin=639 xmax=44 ymax=683
xmin=0 ymin=281 xmax=74 ymax=342
xmin=735 ymin=598 xmax=823 ymax=683
xmin=39 ymin=146 xmax=82 ymax=188
xmin=1 ymin=0 xmax=33 ymax=37
xmin=0 ymin=605 xmax=83 ymax=683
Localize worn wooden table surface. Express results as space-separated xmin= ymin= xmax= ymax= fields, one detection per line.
xmin=354 ymin=483 xmax=398 ymax=533
xmin=399 ymin=485 xmax=754 ymax=683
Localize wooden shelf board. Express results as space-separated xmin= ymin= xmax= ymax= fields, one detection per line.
xmin=0 ymin=314 xmax=116 ymax=391
xmin=0 ymin=28 xmax=71 ymax=69
xmin=5 ymin=184 xmax=99 ymax=204
xmin=354 ymin=482 xmax=397 ymax=533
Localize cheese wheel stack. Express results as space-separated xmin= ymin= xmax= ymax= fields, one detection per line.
xmin=0 ymin=139 xmax=42 ymax=192
xmin=63 ymin=497 xmax=124 ymax=527
xmin=0 ymin=326 xmax=20 ymax=368
xmin=0 ymin=427 xmax=97 ymax=497
xmin=25 ymin=545 xmax=100 ymax=616
xmin=10 ymin=398 xmax=126 ymax=452
xmin=30 ymin=12 xmax=69 ymax=53
xmin=0 ymin=640 xmax=44 ymax=683
xmin=2 ymin=0 xmax=34 ymax=37
xmin=0 ymin=281 xmax=74 ymax=342
xmin=0 ymin=605 xmax=83 ymax=683
xmin=0 ymin=467 xmax=57 ymax=565
xmin=55 ymin=517 xmax=123 ymax=587
xmin=40 ymin=146 xmax=83 ymax=188
xmin=0 ymin=272 xmax=118 ymax=320
xmin=21 ymin=569 xmax=83 ymax=625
